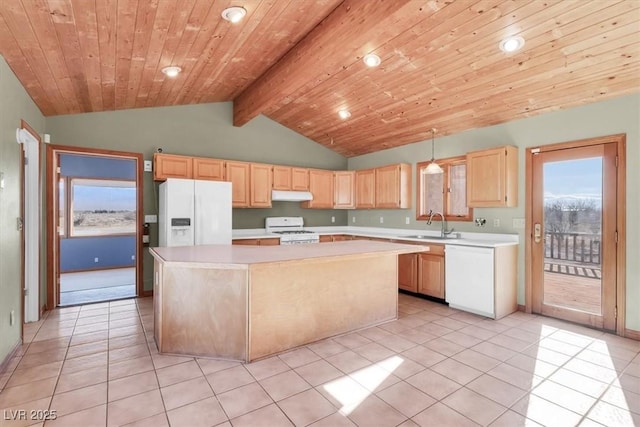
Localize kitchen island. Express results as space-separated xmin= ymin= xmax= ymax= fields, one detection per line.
xmin=149 ymin=240 xmax=424 ymax=362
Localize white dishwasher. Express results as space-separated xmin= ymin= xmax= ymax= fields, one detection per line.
xmin=445 ymin=245 xmax=495 ymax=318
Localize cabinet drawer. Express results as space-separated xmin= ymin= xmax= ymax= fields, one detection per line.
xmin=423 ymin=244 xmax=445 ymax=256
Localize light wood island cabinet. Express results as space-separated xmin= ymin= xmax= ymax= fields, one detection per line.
xmin=334 ymin=171 xmax=355 ymax=209
xmin=398 ymin=253 xmax=418 ymax=293
xmin=466 ymin=146 xmax=518 ymax=207
xmin=417 ymin=247 xmax=445 ymax=299
xmin=153 ymin=153 xmax=193 ymax=181
xmin=301 ymin=169 xmax=334 ymax=209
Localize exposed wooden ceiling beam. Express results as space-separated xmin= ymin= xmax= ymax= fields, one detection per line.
xmin=232 ymin=0 xmax=420 ymax=127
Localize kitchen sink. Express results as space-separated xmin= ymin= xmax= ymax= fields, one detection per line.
xmin=401 ymin=234 xmax=459 ymax=240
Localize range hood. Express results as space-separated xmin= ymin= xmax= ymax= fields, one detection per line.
xmin=271 ymin=190 xmax=314 ymax=202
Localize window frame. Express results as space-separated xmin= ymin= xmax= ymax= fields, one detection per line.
xmin=67 ymin=177 xmax=137 ymax=238
xmin=416 ymin=155 xmax=474 ymax=222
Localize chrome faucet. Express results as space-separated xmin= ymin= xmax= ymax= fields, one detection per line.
xmin=427 ymin=210 xmax=455 ymax=238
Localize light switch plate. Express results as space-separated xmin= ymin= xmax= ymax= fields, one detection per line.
xmin=145 ymin=214 xmax=158 ymax=223
xmin=512 ymin=218 xmax=525 ymax=229
xmin=143 ymin=160 xmax=153 ymax=172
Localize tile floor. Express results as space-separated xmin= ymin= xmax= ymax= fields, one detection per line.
xmin=1 ymin=294 xmax=639 ymax=427
xmin=59 ymin=268 xmax=136 ymax=306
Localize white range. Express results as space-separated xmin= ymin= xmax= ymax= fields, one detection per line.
xmin=265 ymin=217 xmax=320 ymax=245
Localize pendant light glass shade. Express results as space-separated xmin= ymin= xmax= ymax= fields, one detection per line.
xmin=422 ymin=128 xmax=443 ymax=175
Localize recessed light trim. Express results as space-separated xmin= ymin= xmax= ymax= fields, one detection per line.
xmin=363 ymin=53 xmax=381 ymax=67
xmin=499 ymin=36 xmax=525 ymax=53
xmin=221 ymin=6 xmax=247 ymax=23
xmin=338 ymin=109 xmax=351 ymax=120
xmin=161 ymin=66 xmax=182 ymax=77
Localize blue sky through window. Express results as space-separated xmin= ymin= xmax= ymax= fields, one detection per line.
xmin=543 ymin=157 xmax=602 ymax=207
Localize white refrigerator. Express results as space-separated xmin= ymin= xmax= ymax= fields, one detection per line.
xmin=159 ymin=178 xmax=232 ymax=246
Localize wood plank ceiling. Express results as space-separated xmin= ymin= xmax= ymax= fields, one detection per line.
xmin=1 ymin=0 xmax=639 ymax=157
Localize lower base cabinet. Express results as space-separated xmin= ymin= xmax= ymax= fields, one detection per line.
xmin=417 ymin=252 xmax=445 ymax=299
xmin=232 ymin=238 xmax=280 ymax=246
xmin=398 ymin=253 xmax=418 ymax=293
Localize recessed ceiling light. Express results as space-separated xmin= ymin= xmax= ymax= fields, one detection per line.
xmin=221 ymin=6 xmax=247 ymax=23
xmin=499 ymin=36 xmax=525 ymax=53
xmin=161 ymin=66 xmax=182 ymax=77
xmin=338 ymin=109 xmax=351 ymax=120
xmin=363 ymin=53 xmax=381 ymax=67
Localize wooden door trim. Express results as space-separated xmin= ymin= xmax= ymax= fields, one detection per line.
xmin=46 ymin=144 xmax=144 ymax=308
xmin=524 ymin=134 xmax=626 ymax=336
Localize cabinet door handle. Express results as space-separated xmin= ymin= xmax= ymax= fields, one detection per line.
xmin=534 ymin=223 xmax=542 ymax=243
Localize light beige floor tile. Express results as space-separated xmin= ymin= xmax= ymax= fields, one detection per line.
xmin=416 ymin=323 xmax=455 ymax=338
xmin=549 ymin=368 xmax=609 ymax=398
xmin=466 ymin=374 xmax=527 ymax=407
xmin=431 ymin=358 xmax=482 ymax=385
xmin=346 ymin=394 xmax=407 ymax=427
xmin=412 ymin=402 xmax=478 ymax=427
xmin=441 ymin=331 xmax=484 ymax=348
xmin=452 ymin=349 xmax=502 ymax=372
xmin=333 ymin=333 xmax=373 ymax=350
xmin=0 ymin=377 xmax=57 ymax=408
xmin=433 ymin=317 xmax=469 ymax=331
xmin=278 ymin=388 xmax=334 ymax=426
xmin=50 ymin=382 xmax=107 ymax=418
xmin=151 ymin=353 xmax=194 ymax=370
xmin=0 ymin=397 xmax=52 ymax=427
xmin=357 ymin=326 xmax=394 ymax=342
xmin=471 ymin=341 xmax=518 ymax=362
xmin=206 ymin=365 xmax=254 ymax=394
xmin=121 ymin=413 xmax=169 ymax=427
xmin=109 ymin=317 xmax=141 ymax=329
xmin=196 ymin=358 xmax=241 ymax=375
xmin=216 ymin=382 xmax=272 ymax=419
xmin=278 ymin=347 xmax=321 ymax=368
xmin=489 ymin=334 xmax=532 ymax=352
xmin=294 ymin=359 xmax=344 ymax=386
xmin=587 ymin=400 xmax=640 ymax=426
xmin=61 ymin=351 xmax=107 ymax=375
xmin=159 ymin=376 xmax=213 ymax=411
xmin=326 ymin=350 xmax=372 ymax=374
xmin=65 ymin=340 xmax=108 ymax=360
xmin=25 ymin=337 xmax=70 ymax=355
xmin=520 ymin=345 xmax=574 ymax=366
xmin=106 ymin=389 xmax=164 ymax=427
xmin=109 ymin=333 xmax=147 ymax=351
xmin=108 ymin=355 xmax=154 ymax=381
xmin=16 ymin=348 xmax=67 ymax=370
xmin=504 ymin=354 xmax=558 ymax=378
xmin=55 ymin=366 xmax=107 ymax=394
xmin=166 ymin=397 xmax=227 ymax=427
xmin=108 ymin=325 xmax=144 ymax=339
xmin=532 ymin=379 xmax=596 ymax=415
xmin=74 ymin=314 xmax=109 ymax=327
xmin=29 ymin=401 xmax=103 ymax=427
xmin=489 ymin=409 xmax=543 ymax=427
xmin=229 ymin=403 xmax=292 ymax=427
xmin=376 ymin=381 xmax=435 ymax=417
xmin=443 ymin=387 xmax=507 ymax=426
xmin=564 ymin=358 xmax=618 ymax=383
xmin=488 ymin=363 xmax=543 ymax=391
xmin=588 ymin=341 xmax=638 ymax=362
xmin=577 ymin=349 xmax=630 ymax=372
xmin=352 ymin=342 xmax=396 ymax=362
xmin=376 ymin=355 xmax=425 ymax=379
xmin=406 ymin=368 xmax=462 ymax=400
xmin=70 ymin=331 xmax=109 ymax=347
xmin=155 ymin=360 xmax=202 ymax=388
xmin=259 ymin=370 xmax=310 ymax=401
xmin=538 ymin=337 xmax=584 ymax=356
xmin=511 ymin=394 xmax=583 ymax=427
xmin=108 ymin=370 xmax=158 ymax=402
xmin=422 ymin=337 xmax=466 ymax=357
xmin=396 ymin=328 xmax=437 ymax=344
xmin=309 ymin=412 xmax=356 ymax=427
xmin=601 ymin=385 xmax=640 ymax=414
xmin=108 ymin=343 xmax=149 ymax=363
xmin=307 ymin=339 xmax=349 ymax=358
xmin=459 ymin=325 xmax=499 ymax=341
xmin=377 ymin=334 xmax=416 ymax=353
xmin=245 ymin=356 xmax=291 ymax=380
xmin=618 ymin=373 xmax=640 ymax=393
xmin=349 ymin=363 xmax=400 ymax=393
xmin=73 ymin=323 xmax=109 ymax=336
xmin=316 ymin=376 xmax=370 ymax=409
xmin=400 ymin=345 xmax=447 ymax=367
xmin=5 ymin=361 xmax=63 ymax=388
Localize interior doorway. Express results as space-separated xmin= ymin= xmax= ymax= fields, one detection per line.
xmin=526 ymin=134 xmax=626 ymax=333
xmin=46 ymin=145 xmax=143 ymax=308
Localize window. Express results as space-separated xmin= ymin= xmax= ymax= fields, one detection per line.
xmin=417 ymin=156 xmax=473 ymax=221
xmin=69 ymin=178 xmax=136 ymax=236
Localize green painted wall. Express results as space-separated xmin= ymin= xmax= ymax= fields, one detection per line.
xmin=347 ymin=93 xmax=640 ymax=331
xmin=0 ymin=56 xmax=45 ymax=363
xmin=45 ymin=103 xmax=348 ymax=292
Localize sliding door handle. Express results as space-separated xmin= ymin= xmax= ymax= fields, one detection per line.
xmin=534 ymin=223 xmax=542 ymax=243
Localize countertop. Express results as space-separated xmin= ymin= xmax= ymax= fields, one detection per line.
xmin=231 ymin=226 xmax=519 ymax=248
xmin=150 ymin=240 xmax=426 ymax=266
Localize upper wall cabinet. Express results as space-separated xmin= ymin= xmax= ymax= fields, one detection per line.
xmin=375 ymin=163 xmax=412 ymax=209
xmin=154 ymin=153 xmax=193 ymax=181
xmin=301 ymin=169 xmax=334 ymax=209
xmin=466 ymin=146 xmax=518 ymax=207
xmin=355 ymin=169 xmax=376 ymax=209
xmin=250 ymin=163 xmax=273 ymax=208
xmin=273 ymin=166 xmax=310 ymax=191
xmin=193 ymin=157 xmax=225 ymax=181
xmin=334 ymin=171 xmax=355 ymax=209
xmin=225 ymin=161 xmax=251 ymax=207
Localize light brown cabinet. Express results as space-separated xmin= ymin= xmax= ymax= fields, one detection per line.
xmin=355 ymin=169 xmax=376 ymax=209
xmin=398 ymin=253 xmax=418 ymax=293
xmin=466 ymin=146 xmax=518 ymax=207
xmin=273 ymin=166 xmax=310 ymax=191
xmin=232 ymin=238 xmax=280 ymax=246
xmin=193 ymin=157 xmax=225 ymax=181
xmin=334 ymin=171 xmax=355 ymax=209
xmin=375 ymin=163 xmax=412 ymax=209
xmin=225 ymin=161 xmax=251 ymax=207
xmin=301 ymin=169 xmax=334 ymax=209
xmin=417 ymin=251 xmax=445 ymax=299
xmin=153 ymin=153 xmax=193 ymax=181
xmin=250 ymin=163 xmax=272 ymax=207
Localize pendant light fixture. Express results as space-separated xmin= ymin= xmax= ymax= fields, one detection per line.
xmin=423 ymin=128 xmax=443 ymax=175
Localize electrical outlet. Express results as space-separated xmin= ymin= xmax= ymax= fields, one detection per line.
xmin=10 ymin=310 xmax=15 ymax=326
xmin=94 ymin=257 xmax=99 ymax=263
xmin=405 ymin=217 xmax=410 ymax=225
xmin=352 ymin=216 xmax=356 ymax=223
xmin=493 ymin=219 xmax=500 ymax=227
xmin=512 ymin=218 xmax=525 ymax=229
xmin=379 ymin=217 xmax=384 ymax=224
xmin=144 ymin=160 xmax=153 ymax=172
xmin=331 ymin=216 xmax=335 ymax=223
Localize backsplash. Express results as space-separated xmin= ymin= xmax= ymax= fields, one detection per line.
xmin=232 ymin=202 xmax=348 ymax=229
